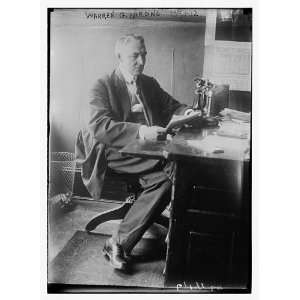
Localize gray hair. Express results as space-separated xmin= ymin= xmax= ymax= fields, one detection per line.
xmin=115 ymin=34 xmax=145 ymax=58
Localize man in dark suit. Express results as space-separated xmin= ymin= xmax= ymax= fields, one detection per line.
xmin=76 ymin=34 xmax=193 ymax=270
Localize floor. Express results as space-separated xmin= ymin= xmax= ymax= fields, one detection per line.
xmin=48 ymin=230 xmax=166 ymax=288
xmin=48 ymin=198 xmax=167 ymax=263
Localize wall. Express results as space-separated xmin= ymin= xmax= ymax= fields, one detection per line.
xmin=203 ymin=10 xmax=252 ymax=113
xmin=49 ymin=10 xmax=206 ymax=153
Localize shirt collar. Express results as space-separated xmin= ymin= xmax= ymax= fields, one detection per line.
xmin=118 ymin=64 xmax=137 ymax=84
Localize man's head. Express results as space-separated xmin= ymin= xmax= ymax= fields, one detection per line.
xmin=115 ymin=34 xmax=147 ymax=77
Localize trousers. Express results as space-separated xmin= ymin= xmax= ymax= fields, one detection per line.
xmin=106 ymin=147 xmax=174 ymax=254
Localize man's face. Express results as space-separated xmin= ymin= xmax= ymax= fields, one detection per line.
xmin=119 ymin=39 xmax=147 ymax=77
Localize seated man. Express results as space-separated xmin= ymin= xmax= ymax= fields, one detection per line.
xmin=76 ymin=34 xmax=193 ymax=270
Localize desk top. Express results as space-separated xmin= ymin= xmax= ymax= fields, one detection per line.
xmin=120 ymin=126 xmax=250 ymax=162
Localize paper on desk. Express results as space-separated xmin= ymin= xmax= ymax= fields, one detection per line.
xmin=187 ymin=135 xmax=249 ymax=155
xmin=217 ymin=120 xmax=250 ymax=139
xmin=219 ymin=108 xmax=251 ymax=122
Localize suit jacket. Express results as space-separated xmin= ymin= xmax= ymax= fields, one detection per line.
xmin=75 ymin=69 xmax=188 ymax=200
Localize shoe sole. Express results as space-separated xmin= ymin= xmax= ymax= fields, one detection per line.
xmin=102 ymin=248 xmax=126 ymax=270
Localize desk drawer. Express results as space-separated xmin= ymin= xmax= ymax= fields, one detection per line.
xmin=178 ymin=159 xmax=244 ymax=192
xmin=185 ymin=209 xmax=241 ymax=233
xmin=189 ymin=185 xmax=241 ymax=215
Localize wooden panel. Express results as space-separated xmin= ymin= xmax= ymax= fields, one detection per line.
xmin=164 ymin=158 xmax=250 ymax=288
xmin=186 ymin=210 xmax=241 ymax=233
xmin=180 ymin=158 xmax=243 ymax=193
xmin=184 ymin=231 xmax=234 ymax=283
xmin=189 ymin=186 xmax=240 ymax=215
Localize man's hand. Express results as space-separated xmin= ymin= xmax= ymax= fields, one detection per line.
xmin=139 ymin=125 xmax=169 ymax=141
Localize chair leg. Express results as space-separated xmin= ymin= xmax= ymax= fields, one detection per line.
xmin=85 ymin=195 xmax=135 ymax=232
xmin=85 ymin=193 xmax=170 ymax=232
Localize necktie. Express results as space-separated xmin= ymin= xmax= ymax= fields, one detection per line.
xmin=126 ymin=79 xmax=149 ymax=125
xmin=126 ymin=79 xmax=142 ymax=110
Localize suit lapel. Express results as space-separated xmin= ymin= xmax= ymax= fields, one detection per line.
xmin=112 ymin=69 xmax=131 ymax=121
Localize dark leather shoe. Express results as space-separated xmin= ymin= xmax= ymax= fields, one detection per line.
xmin=103 ymin=238 xmax=127 ymax=270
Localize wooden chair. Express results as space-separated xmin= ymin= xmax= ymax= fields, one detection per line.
xmin=84 ymin=169 xmax=170 ymax=232
xmin=50 ymin=152 xmax=170 ymax=232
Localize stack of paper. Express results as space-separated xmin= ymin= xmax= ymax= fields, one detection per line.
xmin=217 ymin=120 xmax=250 ymax=139
xmin=219 ymin=108 xmax=251 ymax=122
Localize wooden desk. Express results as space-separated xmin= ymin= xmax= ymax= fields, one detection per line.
xmin=120 ymin=127 xmax=251 ymax=292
